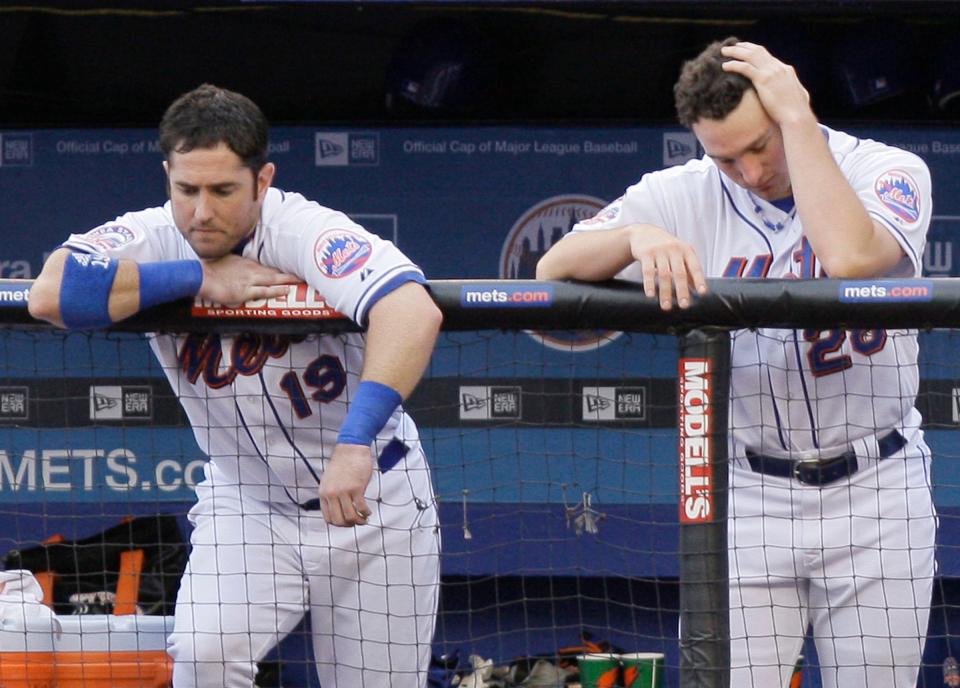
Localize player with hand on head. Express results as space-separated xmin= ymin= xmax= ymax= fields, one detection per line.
xmin=537 ymin=38 xmax=935 ymax=688
xmin=29 ymin=84 xmax=443 ymax=688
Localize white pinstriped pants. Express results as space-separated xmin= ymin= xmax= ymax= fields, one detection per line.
xmin=167 ymin=446 xmax=440 ymax=688
xmin=728 ymin=442 xmax=935 ymax=688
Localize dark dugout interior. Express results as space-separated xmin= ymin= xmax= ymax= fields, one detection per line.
xmin=1 ymin=1 xmax=959 ymax=128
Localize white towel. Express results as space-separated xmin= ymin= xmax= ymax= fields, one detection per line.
xmin=0 ymin=569 xmax=61 ymax=635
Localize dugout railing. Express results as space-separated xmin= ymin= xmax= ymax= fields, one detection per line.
xmin=1 ymin=276 xmax=958 ymax=688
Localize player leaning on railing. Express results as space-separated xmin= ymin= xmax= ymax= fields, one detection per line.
xmin=29 ymin=84 xmax=442 ymax=688
xmin=538 ymin=37 xmax=935 ymax=688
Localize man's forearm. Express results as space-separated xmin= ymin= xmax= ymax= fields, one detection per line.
xmin=781 ymin=120 xmax=898 ymax=277
xmin=360 ymin=282 xmax=442 ymax=398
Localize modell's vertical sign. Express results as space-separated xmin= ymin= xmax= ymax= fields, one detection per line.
xmin=679 ymin=358 xmax=712 ymax=523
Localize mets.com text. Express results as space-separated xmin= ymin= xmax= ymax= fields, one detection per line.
xmin=841 ymin=283 xmax=932 ymax=300
xmin=0 ymin=448 xmax=204 ymax=495
xmin=461 ymin=286 xmax=553 ymax=307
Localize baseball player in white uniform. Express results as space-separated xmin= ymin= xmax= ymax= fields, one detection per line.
xmin=29 ymin=85 xmax=442 ymax=687
xmin=537 ymin=39 xmax=935 ymax=687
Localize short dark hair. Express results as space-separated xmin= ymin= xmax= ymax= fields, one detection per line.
xmin=674 ymin=37 xmax=754 ymax=128
xmin=159 ymin=84 xmax=268 ymax=173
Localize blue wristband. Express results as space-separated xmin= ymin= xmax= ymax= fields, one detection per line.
xmin=338 ymin=381 xmax=403 ymax=446
xmin=138 ymin=260 xmax=204 ymax=310
xmin=59 ymin=252 xmax=119 ymax=330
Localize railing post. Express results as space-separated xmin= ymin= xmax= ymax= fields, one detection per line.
xmin=678 ymin=328 xmax=731 ymax=688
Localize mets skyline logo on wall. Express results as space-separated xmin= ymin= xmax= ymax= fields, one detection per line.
xmin=500 ymin=194 xmax=622 ymax=352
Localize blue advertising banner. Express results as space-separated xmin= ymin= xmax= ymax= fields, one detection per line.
xmin=3 ymin=125 xmax=960 ymax=281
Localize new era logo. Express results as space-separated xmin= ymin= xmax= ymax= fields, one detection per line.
xmin=0 ymin=387 xmax=28 ymax=420
xmin=662 ymin=132 xmax=698 ymax=167
xmin=582 ymin=386 xmax=647 ymax=421
xmin=458 ymin=385 xmax=522 ymax=420
xmin=315 ymin=132 xmax=380 ymax=166
xmin=122 ymin=389 xmax=152 ymax=418
xmin=316 ymin=138 xmax=344 ymax=159
xmin=90 ymin=386 xmax=152 ymax=421
xmin=615 ymin=388 xmax=646 ymax=419
xmin=584 ymin=393 xmax=612 ymax=415
xmin=0 ymin=133 xmax=33 ymax=167
xmin=489 ymin=386 xmax=521 ymax=418
xmin=461 ymin=391 xmax=486 ymax=412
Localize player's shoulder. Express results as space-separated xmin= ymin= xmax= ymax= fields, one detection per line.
xmin=127 ymin=203 xmax=178 ymax=230
xmin=261 ymin=187 xmax=362 ymax=235
xmin=649 ymin=156 xmax=715 ymax=183
xmin=626 ymin=155 xmax=719 ymax=197
xmin=65 ymin=203 xmax=182 ymax=255
xmin=257 ymin=187 xmax=377 ymax=268
xmin=826 ymin=125 xmax=929 ymax=171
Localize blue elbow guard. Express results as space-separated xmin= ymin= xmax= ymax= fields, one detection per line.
xmin=138 ymin=260 xmax=203 ymax=310
xmin=59 ymin=253 xmax=119 ymax=330
xmin=338 ymin=381 xmax=403 ymax=446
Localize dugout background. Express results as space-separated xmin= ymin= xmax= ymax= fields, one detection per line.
xmin=3 ymin=2 xmax=960 ymax=686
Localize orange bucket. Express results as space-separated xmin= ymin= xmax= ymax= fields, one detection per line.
xmin=0 ymin=650 xmax=57 ymax=688
xmin=54 ymin=650 xmax=172 ymax=688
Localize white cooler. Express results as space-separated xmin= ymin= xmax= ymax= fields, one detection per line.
xmin=53 ymin=614 xmax=174 ymax=653
xmin=0 ymin=614 xmax=174 ymax=688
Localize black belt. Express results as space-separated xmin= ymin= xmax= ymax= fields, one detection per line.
xmin=300 ymin=438 xmax=409 ymax=511
xmin=745 ymin=430 xmax=907 ymax=486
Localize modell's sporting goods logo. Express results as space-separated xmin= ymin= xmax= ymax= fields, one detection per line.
xmin=500 ymin=194 xmax=620 ymax=352
xmin=679 ymin=359 xmax=712 ymax=523
xmin=315 ymin=230 xmax=372 ymax=279
xmin=875 ymin=169 xmax=921 ymax=224
xmin=193 ymin=283 xmax=346 ymax=319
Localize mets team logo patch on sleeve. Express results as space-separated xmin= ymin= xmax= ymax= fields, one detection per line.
xmin=82 ymin=224 xmax=137 ymax=251
xmin=874 ymin=170 xmax=921 ymax=224
xmin=578 ymin=197 xmax=624 ymax=226
xmin=314 ymin=230 xmax=372 ymax=278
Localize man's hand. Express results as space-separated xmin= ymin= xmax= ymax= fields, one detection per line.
xmin=198 ymin=254 xmax=299 ymax=307
xmin=720 ymin=42 xmax=814 ymax=128
xmin=318 ymin=444 xmax=375 ymax=527
xmin=627 ymin=225 xmax=707 ymax=310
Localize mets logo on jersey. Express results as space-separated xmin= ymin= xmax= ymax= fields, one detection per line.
xmin=314 ymin=230 xmax=372 ymax=278
xmin=500 ymin=194 xmax=621 ymax=352
xmin=577 ymin=197 xmax=623 ymax=226
xmin=81 ymin=224 xmax=137 ymax=251
xmin=875 ymin=170 xmax=921 ymax=224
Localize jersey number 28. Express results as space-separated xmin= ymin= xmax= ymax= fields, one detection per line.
xmin=804 ymin=328 xmax=887 ymax=377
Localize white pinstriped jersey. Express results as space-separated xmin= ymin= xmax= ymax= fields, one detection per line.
xmin=63 ymin=187 xmax=426 ymax=504
xmin=570 ymin=126 xmax=932 ymax=458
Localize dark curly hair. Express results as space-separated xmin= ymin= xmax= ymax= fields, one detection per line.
xmin=159 ymin=84 xmax=268 ymax=175
xmin=674 ymin=37 xmax=754 ymax=128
